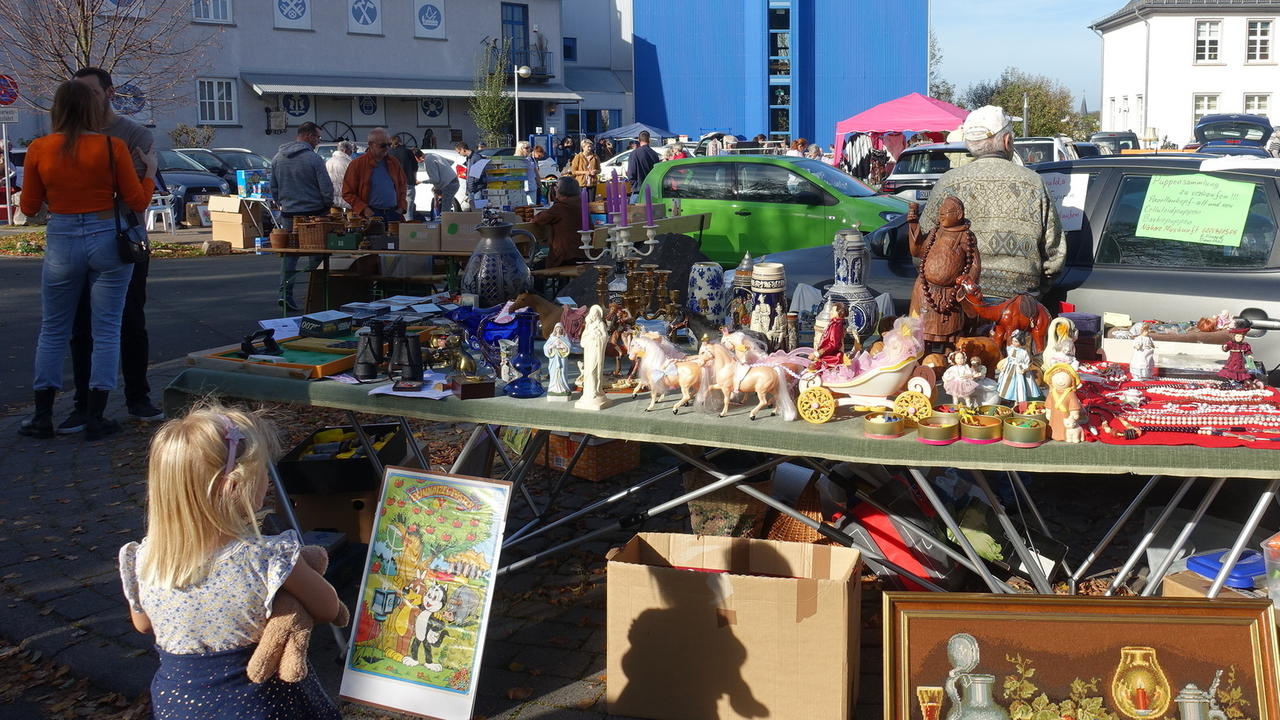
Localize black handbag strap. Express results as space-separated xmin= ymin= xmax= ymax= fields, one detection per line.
xmin=105 ymin=135 xmax=124 ymax=236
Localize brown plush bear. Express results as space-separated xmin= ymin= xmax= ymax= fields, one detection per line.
xmin=247 ymin=545 xmax=350 ymax=684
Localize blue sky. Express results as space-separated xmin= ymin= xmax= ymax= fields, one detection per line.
xmin=932 ymin=0 xmax=1120 ymax=110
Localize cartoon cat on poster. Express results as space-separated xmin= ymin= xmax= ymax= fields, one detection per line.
xmin=348 ymin=470 xmax=509 ymax=694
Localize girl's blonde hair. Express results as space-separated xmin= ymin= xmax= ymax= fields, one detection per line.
xmin=139 ymin=402 xmax=281 ymax=589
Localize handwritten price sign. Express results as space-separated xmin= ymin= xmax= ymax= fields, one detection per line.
xmin=1136 ymin=173 xmax=1253 ymax=247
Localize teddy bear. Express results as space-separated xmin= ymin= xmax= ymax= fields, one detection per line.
xmin=247 ymin=545 xmax=350 ymax=684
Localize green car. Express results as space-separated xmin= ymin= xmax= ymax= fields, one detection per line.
xmin=638 ymin=155 xmax=909 ymax=264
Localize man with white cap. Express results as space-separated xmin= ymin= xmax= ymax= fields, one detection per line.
xmin=918 ymin=105 xmax=1065 ymax=301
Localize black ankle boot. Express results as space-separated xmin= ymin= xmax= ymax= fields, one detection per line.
xmin=18 ymin=388 xmax=56 ymax=439
xmin=85 ymin=389 xmax=121 ymax=442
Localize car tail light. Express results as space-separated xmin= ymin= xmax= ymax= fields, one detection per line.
xmin=881 ymin=180 xmax=898 ymax=191
xmin=456 ymin=164 xmax=467 ymax=179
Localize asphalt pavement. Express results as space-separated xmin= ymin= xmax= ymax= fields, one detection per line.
xmin=0 ymin=252 xmax=283 ymax=413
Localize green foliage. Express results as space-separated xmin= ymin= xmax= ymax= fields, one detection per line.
xmin=1003 ymin=653 xmax=1118 ymax=720
xmin=470 ymin=40 xmax=513 ymax=147
xmin=928 ymin=31 xmax=957 ymax=106
xmin=959 ymin=67 xmax=1093 ymax=139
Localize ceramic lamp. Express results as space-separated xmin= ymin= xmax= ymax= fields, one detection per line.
xmin=461 ymin=219 xmax=535 ymax=307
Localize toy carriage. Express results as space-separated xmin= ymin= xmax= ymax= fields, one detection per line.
xmin=795 ymin=355 xmax=935 ymax=424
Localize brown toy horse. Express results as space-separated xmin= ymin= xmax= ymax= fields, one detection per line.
xmin=955 ymin=276 xmax=1051 ymax=354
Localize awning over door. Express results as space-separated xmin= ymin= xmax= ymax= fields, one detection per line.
xmin=241 ymin=72 xmax=583 ymax=102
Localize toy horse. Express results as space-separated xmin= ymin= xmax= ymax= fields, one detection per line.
xmin=955 ymin=276 xmax=1051 ymax=355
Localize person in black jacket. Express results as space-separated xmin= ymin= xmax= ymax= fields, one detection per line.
xmin=625 ymin=130 xmax=661 ymax=190
xmin=389 ymin=136 xmax=419 ymax=213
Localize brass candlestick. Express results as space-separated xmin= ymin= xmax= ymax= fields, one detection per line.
xmin=594 ymin=263 xmax=612 ymax=305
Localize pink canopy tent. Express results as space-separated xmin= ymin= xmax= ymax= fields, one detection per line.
xmin=832 ymin=93 xmax=969 ymax=164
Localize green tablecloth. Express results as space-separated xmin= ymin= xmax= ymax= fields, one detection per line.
xmin=164 ymin=368 xmax=1280 ymax=480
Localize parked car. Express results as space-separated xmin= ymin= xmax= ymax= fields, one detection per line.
xmin=3 ymin=146 xmax=25 ymax=189
xmin=636 ymin=155 xmax=908 ymax=264
xmin=880 ymin=142 xmax=974 ymax=203
xmin=175 ymin=147 xmax=272 ymax=193
xmin=1089 ymin=131 xmax=1141 ymax=154
xmin=599 ymin=148 xmax=632 ymax=179
xmin=777 ymin=153 xmax=1280 ymax=365
xmin=1071 ymin=142 xmax=1111 ymax=158
xmin=1013 ymin=137 xmax=1077 ymax=165
xmin=157 ymin=149 xmax=230 ymax=218
xmin=412 ymin=149 xmax=472 ymax=215
xmin=1194 ymin=113 xmax=1274 ymax=158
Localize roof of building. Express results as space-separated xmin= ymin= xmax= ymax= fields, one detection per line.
xmin=1092 ymin=0 xmax=1280 ymax=31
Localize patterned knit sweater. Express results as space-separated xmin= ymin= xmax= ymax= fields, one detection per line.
xmin=919 ymin=156 xmax=1066 ymax=299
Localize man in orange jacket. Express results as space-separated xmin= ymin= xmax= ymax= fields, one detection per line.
xmin=341 ymin=127 xmax=407 ymax=222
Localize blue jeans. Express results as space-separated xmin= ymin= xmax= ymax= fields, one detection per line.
xmin=35 ymin=213 xmax=132 ymax=391
xmin=277 ymin=214 xmax=322 ymax=304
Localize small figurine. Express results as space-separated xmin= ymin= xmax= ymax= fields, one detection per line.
xmin=1129 ymin=321 xmax=1156 ymax=380
xmin=780 ymin=312 xmax=799 ymax=353
xmin=1043 ymin=363 xmax=1083 ymax=443
xmin=1218 ymin=321 xmax=1256 ymax=387
xmin=576 ymin=305 xmax=612 ymax=410
xmin=906 ymin=197 xmax=981 ymax=350
xmin=497 ymin=339 xmax=517 ymax=383
xmin=995 ymin=329 xmax=1042 ymax=405
xmin=728 ymin=294 xmax=749 ymax=329
xmin=811 ymin=301 xmax=849 ymax=370
xmin=942 ymin=350 xmax=981 ymax=407
xmin=604 ymin=298 xmax=634 ymax=376
xmin=543 ymin=322 xmax=572 ymax=400
xmin=956 ymin=276 xmax=1051 ymax=355
xmin=1042 ymin=317 xmax=1079 ymax=369
xmin=969 ymin=355 xmax=1000 ymax=405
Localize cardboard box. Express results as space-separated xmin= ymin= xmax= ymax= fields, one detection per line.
xmin=280 ymin=491 xmax=377 ymax=544
xmin=606 ymin=533 xmax=863 ymax=720
xmin=439 ymin=210 xmax=518 ymax=252
xmin=536 ymin=432 xmax=639 ymax=482
xmin=1161 ymin=569 xmax=1259 ymax=599
xmin=300 ymin=310 xmax=354 ymax=338
xmin=184 ymin=202 xmax=210 ymax=227
xmin=208 ymin=195 xmax=264 ymax=249
xmin=398 ymin=222 xmax=441 ymax=252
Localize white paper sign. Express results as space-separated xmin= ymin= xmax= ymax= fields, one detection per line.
xmin=352 ymin=95 xmax=384 ymax=126
xmin=348 ymin=0 xmax=382 ymax=35
xmin=413 ymin=0 xmax=446 ymax=39
xmin=274 ymin=0 xmax=312 ymax=29
xmin=1040 ymin=172 xmax=1089 ymax=232
xmin=281 ymin=93 xmax=314 ymax=126
xmin=417 ymin=97 xmax=450 ymax=127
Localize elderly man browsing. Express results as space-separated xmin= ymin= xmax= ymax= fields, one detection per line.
xmin=918 ymin=105 xmax=1066 ymax=301
xmin=342 ymin=128 xmax=407 ymax=222
xmin=532 ymin=176 xmax=587 ymax=268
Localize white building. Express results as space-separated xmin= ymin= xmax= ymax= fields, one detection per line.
xmin=7 ymin=0 xmax=633 ymax=154
xmin=1093 ymin=0 xmax=1280 ymax=146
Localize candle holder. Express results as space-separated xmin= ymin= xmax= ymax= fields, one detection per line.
xmin=576 ymin=221 xmax=661 ymax=264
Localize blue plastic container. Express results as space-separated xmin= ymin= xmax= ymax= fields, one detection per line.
xmin=1186 ymin=549 xmax=1266 ymax=589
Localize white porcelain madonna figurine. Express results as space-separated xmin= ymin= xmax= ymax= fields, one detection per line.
xmin=576 ymin=306 xmax=612 ymax=410
xmin=544 ymin=322 xmax=572 ymax=400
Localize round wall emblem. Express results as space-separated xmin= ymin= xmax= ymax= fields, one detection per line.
xmin=418 ymin=3 xmax=442 ymax=30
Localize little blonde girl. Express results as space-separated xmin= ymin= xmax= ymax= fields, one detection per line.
xmin=118 ymin=404 xmax=342 ymax=719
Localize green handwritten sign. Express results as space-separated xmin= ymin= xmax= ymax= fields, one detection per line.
xmin=1135 ymin=174 xmax=1254 ymax=247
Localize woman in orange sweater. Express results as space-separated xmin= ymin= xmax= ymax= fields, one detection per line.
xmin=18 ymin=81 xmax=156 ymax=440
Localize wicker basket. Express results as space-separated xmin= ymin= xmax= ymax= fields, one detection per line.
xmin=681 ymin=470 xmax=772 ymax=538
xmin=764 ymin=478 xmax=832 ymax=545
xmin=297 ymin=220 xmax=339 ymax=250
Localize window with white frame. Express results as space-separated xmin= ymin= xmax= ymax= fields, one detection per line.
xmin=197 ymin=78 xmax=236 ymax=124
xmin=1195 ymin=19 xmax=1221 ymax=62
xmin=1193 ymin=93 xmax=1219 ymax=124
xmin=1248 ymin=20 xmax=1272 ymax=62
xmin=1246 ymin=93 xmax=1270 ymax=116
xmin=193 ymin=0 xmax=232 ymax=23
xmin=1109 ymin=97 xmax=1115 ymax=128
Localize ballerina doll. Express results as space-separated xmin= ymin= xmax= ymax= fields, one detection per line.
xmin=942 ymin=350 xmax=980 ymax=407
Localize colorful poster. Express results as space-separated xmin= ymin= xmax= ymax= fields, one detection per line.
xmin=414 ymin=0 xmax=446 ymax=39
xmin=340 ymin=467 xmax=511 ymax=720
xmin=274 ymin=0 xmax=311 ymax=30
xmin=1136 ymin=173 xmax=1253 ymax=247
xmin=349 ymin=0 xmax=382 ymax=35
xmin=352 ymin=95 xmax=385 ymax=126
xmin=417 ymin=97 xmax=449 ymax=127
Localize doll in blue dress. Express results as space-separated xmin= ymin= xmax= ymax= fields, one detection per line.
xmin=995 ymin=329 xmax=1042 ymax=405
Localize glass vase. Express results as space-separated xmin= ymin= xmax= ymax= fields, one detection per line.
xmin=504 ymin=312 xmax=545 ymax=398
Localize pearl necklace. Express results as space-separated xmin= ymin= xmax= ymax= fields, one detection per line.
xmin=1145 ymin=385 xmax=1270 ymax=401
xmin=1125 ymin=411 xmax=1280 ymax=428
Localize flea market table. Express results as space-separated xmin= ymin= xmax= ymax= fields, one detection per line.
xmin=163 ymin=367 xmax=1280 ymax=599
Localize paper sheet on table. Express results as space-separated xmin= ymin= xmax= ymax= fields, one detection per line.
xmin=411 ymin=303 xmax=443 ymax=314
xmin=368 ymin=375 xmax=453 ymax=400
xmin=1136 ymin=173 xmax=1253 ymax=247
xmin=1040 ymin=172 xmax=1089 ymax=232
xmin=875 ymin=292 xmax=894 ymax=319
xmin=258 ymin=316 xmax=302 ymax=340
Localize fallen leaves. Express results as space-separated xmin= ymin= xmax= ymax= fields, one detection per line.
xmin=0 ymin=641 xmax=151 ymax=719
xmin=505 ymin=686 xmax=534 ymax=701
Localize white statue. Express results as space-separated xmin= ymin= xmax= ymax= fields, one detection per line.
xmin=576 ymin=305 xmax=612 ymax=410
xmin=1042 ymin=317 xmax=1079 ymax=369
xmin=544 ymin=322 xmax=572 ymax=400
xmin=1130 ymin=322 xmax=1156 ymax=380
xmin=749 ymin=299 xmax=771 ymax=335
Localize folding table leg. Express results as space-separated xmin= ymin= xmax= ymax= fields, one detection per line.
xmin=1208 ymin=478 xmax=1280 ymax=599
xmin=971 ymin=471 xmax=1054 ymax=594
xmin=345 ymin=411 xmax=384 ymax=478
xmin=907 ymin=468 xmax=1007 ymax=594
xmin=1107 ymin=477 xmax=1196 ymax=595
xmin=502 ymin=430 xmax=549 ymax=519
xmin=504 ymin=436 xmax=588 ymax=546
xmin=1141 ymin=477 xmax=1225 ymax=596
xmin=1069 ymin=475 xmax=1162 ymax=594
xmin=450 ymin=424 xmax=496 ymax=477
xmin=399 ymin=416 xmax=427 ymax=469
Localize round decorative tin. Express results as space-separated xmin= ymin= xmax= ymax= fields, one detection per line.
xmin=1003 ymin=417 xmax=1047 ymax=448
xmin=934 ymin=404 xmax=963 ymax=415
xmin=979 ymin=404 xmax=1014 ymax=419
xmin=916 ymin=415 xmax=960 ymax=445
xmin=1018 ymin=401 xmax=1047 ymax=422
xmin=960 ymin=414 xmax=1003 ymax=444
xmin=864 ymin=411 xmax=906 ymax=440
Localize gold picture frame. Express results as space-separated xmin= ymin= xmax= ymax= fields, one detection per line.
xmin=884 ymin=593 xmax=1279 ymax=720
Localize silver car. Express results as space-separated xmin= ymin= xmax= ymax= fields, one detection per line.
xmin=880 ymin=143 xmax=973 ymax=203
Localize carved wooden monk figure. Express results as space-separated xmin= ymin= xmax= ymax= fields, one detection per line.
xmin=907 ymin=197 xmax=981 ymax=348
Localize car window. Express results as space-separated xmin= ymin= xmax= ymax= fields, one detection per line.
xmin=1014 ymin=142 xmax=1054 ymax=164
xmin=1097 ymin=174 xmax=1276 ymax=269
xmin=793 ymin=159 xmax=875 ymax=197
xmin=158 ymin=150 xmax=208 ymax=173
xmin=735 ymin=163 xmax=825 ymax=203
xmin=180 ymin=150 xmax=222 ymax=171
xmin=892 ymin=150 xmax=972 ymax=175
xmin=219 ymin=152 xmax=269 ymax=170
xmin=1200 ymin=121 xmax=1268 ymax=143
xmin=661 ymin=163 xmax=734 ymax=200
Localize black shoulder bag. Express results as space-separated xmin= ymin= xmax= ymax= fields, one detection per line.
xmin=106 ymin=136 xmax=151 ymax=264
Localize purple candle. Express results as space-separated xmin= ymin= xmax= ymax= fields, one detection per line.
xmin=619 ymin=188 xmax=628 ymax=228
xmin=580 ymin=187 xmax=590 ymax=231
xmin=644 ymin=185 xmax=654 ymax=225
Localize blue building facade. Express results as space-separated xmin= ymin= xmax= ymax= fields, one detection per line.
xmin=634 ymin=0 xmax=928 ymax=146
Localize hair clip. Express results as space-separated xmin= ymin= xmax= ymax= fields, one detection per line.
xmin=221 ymin=415 xmax=246 ymax=476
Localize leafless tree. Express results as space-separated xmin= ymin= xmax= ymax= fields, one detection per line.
xmin=0 ymin=0 xmax=220 ymax=111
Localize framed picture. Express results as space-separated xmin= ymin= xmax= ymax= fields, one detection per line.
xmin=884 ymin=593 xmax=1279 ymax=720
xmin=340 ymin=467 xmax=512 ymax=720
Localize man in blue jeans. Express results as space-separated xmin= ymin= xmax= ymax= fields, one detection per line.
xmin=342 ymin=128 xmax=406 ymax=224
xmin=271 ymin=122 xmax=333 ymax=311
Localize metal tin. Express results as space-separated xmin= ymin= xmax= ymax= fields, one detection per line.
xmin=863 ymin=411 xmax=906 ymax=439
xmin=960 ymin=415 xmax=1004 ymax=444
xmin=979 ymin=404 xmax=1013 ymax=419
xmin=1018 ymin=401 xmax=1047 ymax=422
xmin=1002 ymin=417 xmax=1047 ymax=448
xmin=934 ymin=403 xmax=963 ymax=415
xmin=916 ymin=415 xmax=960 ymax=445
